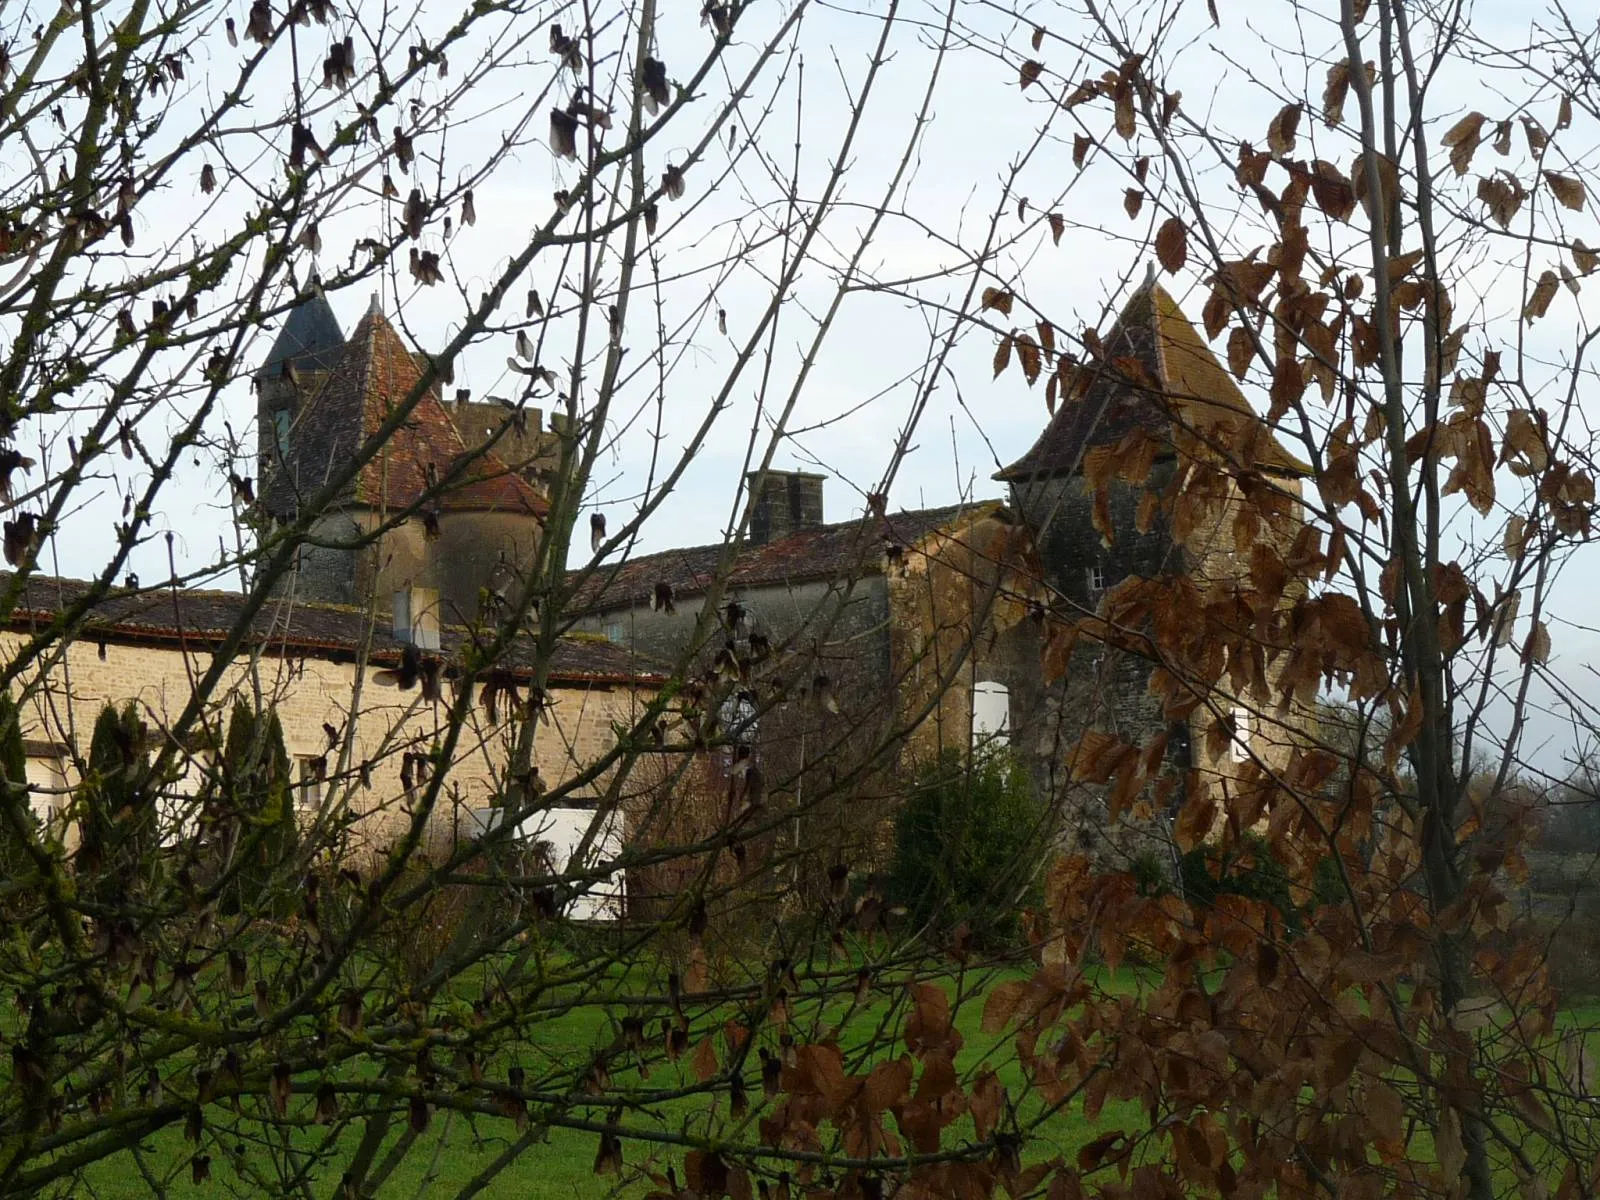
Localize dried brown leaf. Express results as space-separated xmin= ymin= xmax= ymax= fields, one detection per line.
xmin=691 ymin=1036 xmax=719 ymax=1082
xmin=1440 ymin=111 xmax=1487 ymax=176
xmin=1523 ymin=270 xmax=1558 ymax=322
xmin=1015 ymin=332 xmax=1043 ymax=385
xmin=994 ymin=334 xmax=1014 ymax=378
xmin=1322 ymin=61 xmax=1350 ymax=127
xmin=1123 ymin=188 xmax=1143 ymax=219
xmin=1019 ymin=60 xmax=1043 ymax=90
xmin=1113 ymin=82 xmax=1136 ymax=140
xmin=1227 ymin=326 xmax=1254 ymax=379
xmin=1523 ymin=620 xmax=1551 ymax=666
xmin=1504 ymin=515 xmax=1527 ymax=559
xmin=981 ymin=287 xmax=1015 ymax=315
xmin=1545 ymin=171 xmax=1586 ymax=211
xmin=1477 ymin=171 xmax=1525 ymax=228
xmin=1310 ymin=160 xmax=1355 ymax=222
xmin=1155 ymin=216 xmax=1187 ymax=273
xmin=1523 ymin=117 xmax=1548 ymax=156
xmin=1351 ymin=151 xmax=1399 ymax=227
xmin=1267 ymin=103 xmax=1302 ymax=155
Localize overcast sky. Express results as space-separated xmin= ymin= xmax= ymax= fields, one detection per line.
xmin=14 ymin=0 xmax=1598 ymax=774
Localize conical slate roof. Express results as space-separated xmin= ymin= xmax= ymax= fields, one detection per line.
xmin=256 ymin=292 xmax=346 ymax=379
xmin=262 ymin=309 xmax=547 ymax=519
xmin=997 ymin=281 xmax=1309 ymax=482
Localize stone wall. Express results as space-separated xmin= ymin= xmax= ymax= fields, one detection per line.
xmin=6 ymin=631 xmax=648 ymax=856
xmin=574 ymin=575 xmax=891 ymax=681
xmin=1005 ymin=465 xmax=1310 ymax=874
xmin=279 ymin=507 xmax=540 ymax=626
xmin=885 ymin=510 xmax=1040 ymax=767
xmin=1009 ymin=468 xmax=1188 ymax=872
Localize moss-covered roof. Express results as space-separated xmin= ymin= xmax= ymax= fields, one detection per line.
xmin=997 ymin=281 xmax=1310 ymax=482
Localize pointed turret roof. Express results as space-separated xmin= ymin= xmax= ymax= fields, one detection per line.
xmin=257 ymin=292 xmax=345 ymax=380
xmin=262 ymin=309 xmax=547 ymax=519
xmin=996 ymin=281 xmax=1309 ymax=482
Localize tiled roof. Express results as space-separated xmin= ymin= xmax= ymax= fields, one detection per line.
xmin=0 ymin=572 xmax=660 ymax=685
xmin=568 ymin=500 xmax=1001 ymax=613
xmin=997 ymin=282 xmax=1310 ymax=482
xmin=262 ymin=310 xmax=548 ymax=519
xmin=256 ymin=293 xmax=346 ymax=380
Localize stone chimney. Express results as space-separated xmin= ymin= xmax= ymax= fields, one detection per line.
xmin=745 ymin=470 xmax=826 ymax=545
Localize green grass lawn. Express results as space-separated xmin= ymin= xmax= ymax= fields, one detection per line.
xmin=64 ymin=964 xmax=1600 ymax=1199
xmin=68 ymin=959 xmax=1136 ymax=1199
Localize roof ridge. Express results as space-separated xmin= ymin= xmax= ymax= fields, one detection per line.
xmin=598 ymin=497 xmax=996 ymax=564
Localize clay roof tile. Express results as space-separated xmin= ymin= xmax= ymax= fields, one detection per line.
xmin=264 ymin=309 xmax=548 ymax=519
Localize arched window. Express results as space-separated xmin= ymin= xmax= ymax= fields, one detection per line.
xmin=972 ymin=681 xmax=1010 ymax=747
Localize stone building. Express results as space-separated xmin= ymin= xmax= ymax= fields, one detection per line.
xmin=568 ymin=471 xmax=1041 ymax=766
xmin=566 ymin=470 xmax=1045 ymax=894
xmin=5 ymin=296 xmax=653 ymax=917
xmin=6 ymin=571 xmax=656 ymax=917
xmin=256 ymin=295 xmax=563 ymax=625
xmin=567 ymin=277 xmax=1315 ymax=879
xmin=995 ymin=278 xmax=1310 ymax=870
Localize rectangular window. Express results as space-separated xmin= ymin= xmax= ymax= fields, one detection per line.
xmin=273 ymin=409 xmax=291 ymax=459
xmin=298 ymin=755 xmax=326 ymax=815
xmin=23 ymin=755 xmax=66 ymax=831
xmin=1230 ymin=706 xmax=1251 ymax=763
xmin=1088 ymin=565 xmax=1106 ymax=593
xmin=972 ymin=681 xmax=1010 ymax=747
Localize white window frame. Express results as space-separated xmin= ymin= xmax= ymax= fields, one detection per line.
xmin=157 ymin=753 xmax=207 ymax=847
xmin=972 ymin=681 xmax=1010 ymax=747
xmin=1230 ymin=705 xmax=1252 ymax=763
xmin=1087 ymin=565 xmax=1107 ymax=593
xmin=297 ymin=755 xmax=327 ymax=817
xmin=22 ymin=753 xmax=68 ymax=833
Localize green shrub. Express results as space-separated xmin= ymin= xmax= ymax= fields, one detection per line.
xmin=887 ymin=747 xmax=1050 ymax=948
xmin=212 ymin=699 xmax=298 ymax=917
xmin=0 ymin=693 xmax=37 ymax=901
xmin=76 ymin=702 xmax=158 ymax=906
xmin=1179 ymin=832 xmax=1299 ymax=931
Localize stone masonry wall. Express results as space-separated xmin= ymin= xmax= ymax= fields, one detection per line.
xmin=6 ymin=631 xmax=648 ymax=856
xmin=1011 ymin=465 xmax=1192 ymax=875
